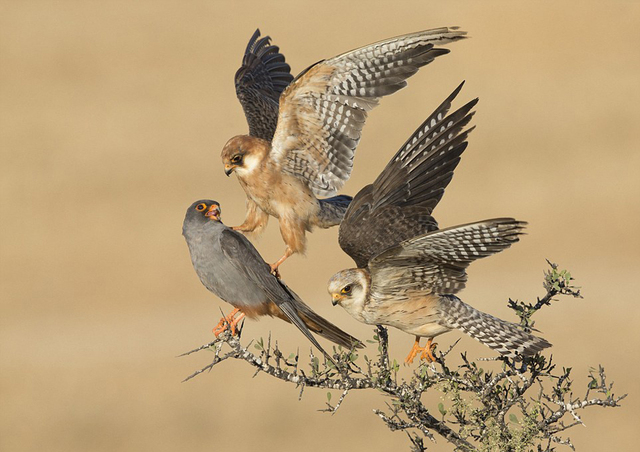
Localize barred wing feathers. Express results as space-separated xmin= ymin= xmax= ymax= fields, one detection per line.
xmin=369 ymin=219 xmax=526 ymax=300
xmin=270 ymin=27 xmax=467 ymax=197
xmin=339 ymin=82 xmax=477 ymax=267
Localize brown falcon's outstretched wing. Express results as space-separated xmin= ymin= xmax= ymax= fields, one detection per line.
xmin=235 ymin=29 xmax=294 ymax=141
xmin=368 ymin=219 xmax=526 ymax=301
xmin=339 ymin=83 xmax=477 ymax=267
xmin=269 ymin=27 xmax=467 ymax=197
xmin=219 ymin=229 xmax=360 ymax=354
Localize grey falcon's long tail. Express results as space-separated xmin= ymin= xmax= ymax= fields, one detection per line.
xmin=316 ymin=195 xmax=353 ymax=228
xmin=280 ymin=280 xmax=363 ymax=350
xmin=439 ymin=295 xmax=551 ymax=358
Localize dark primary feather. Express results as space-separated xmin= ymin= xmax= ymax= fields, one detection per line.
xmin=219 ymin=229 xmax=360 ymax=356
xmin=235 ymin=29 xmax=294 ymax=141
xmin=339 ymin=83 xmax=477 ymax=267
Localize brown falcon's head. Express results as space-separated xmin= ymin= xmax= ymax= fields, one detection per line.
xmin=185 ymin=199 xmax=221 ymax=224
xmin=221 ymin=135 xmax=269 ymax=177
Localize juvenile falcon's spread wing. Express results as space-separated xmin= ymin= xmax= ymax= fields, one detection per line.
xmin=367 ymin=219 xmax=526 ymax=301
xmin=339 ymin=83 xmax=477 ymax=267
xmin=235 ymin=29 xmax=294 ymax=141
xmin=270 ymin=27 xmax=467 ymax=197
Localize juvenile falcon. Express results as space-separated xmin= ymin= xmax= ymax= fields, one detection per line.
xmin=183 ymin=200 xmax=362 ymax=358
xmin=222 ymin=27 xmax=467 ymax=273
xmin=327 ymin=86 xmax=551 ymax=362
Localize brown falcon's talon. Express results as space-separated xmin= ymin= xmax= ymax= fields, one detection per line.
xmin=269 ymin=263 xmax=282 ymax=279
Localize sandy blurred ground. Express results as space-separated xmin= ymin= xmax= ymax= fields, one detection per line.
xmin=1 ymin=1 xmax=639 ymax=451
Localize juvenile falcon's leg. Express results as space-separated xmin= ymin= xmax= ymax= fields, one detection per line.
xmin=213 ymin=308 xmax=246 ymax=337
xmin=405 ymin=337 xmax=438 ymax=364
xmin=405 ymin=336 xmax=425 ymax=364
xmin=419 ymin=338 xmax=437 ymax=362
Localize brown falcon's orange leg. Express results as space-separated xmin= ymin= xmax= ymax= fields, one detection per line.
xmin=213 ymin=308 xmax=246 ymax=337
xmin=269 ymin=247 xmax=293 ymax=277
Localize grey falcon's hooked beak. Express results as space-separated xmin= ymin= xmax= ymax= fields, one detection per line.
xmin=205 ymin=204 xmax=221 ymax=221
xmin=331 ymin=294 xmax=342 ymax=306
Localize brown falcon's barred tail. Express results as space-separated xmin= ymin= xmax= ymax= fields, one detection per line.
xmin=438 ymin=295 xmax=552 ymax=358
xmin=316 ymin=195 xmax=353 ymax=228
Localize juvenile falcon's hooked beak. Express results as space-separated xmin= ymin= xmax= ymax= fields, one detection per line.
xmin=205 ymin=204 xmax=221 ymax=221
xmin=224 ymin=164 xmax=234 ymax=177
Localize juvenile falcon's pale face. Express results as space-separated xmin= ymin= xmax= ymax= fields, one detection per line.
xmin=328 ymin=269 xmax=369 ymax=321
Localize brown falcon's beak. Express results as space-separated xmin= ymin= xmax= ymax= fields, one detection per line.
xmin=224 ymin=164 xmax=234 ymax=177
xmin=331 ymin=294 xmax=342 ymax=306
xmin=205 ymin=204 xmax=221 ymax=221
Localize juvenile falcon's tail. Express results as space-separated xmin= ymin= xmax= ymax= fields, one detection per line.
xmin=316 ymin=195 xmax=353 ymax=228
xmin=438 ymin=295 xmax=551 ymax=358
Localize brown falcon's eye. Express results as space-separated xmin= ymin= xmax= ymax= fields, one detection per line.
xmin=195 ymin=203 xmax=207 ymax=211
xmin=230 ymin=154 xmax=242 ymax=164
xmin=341 ymin=285 xmax=352 ymax=295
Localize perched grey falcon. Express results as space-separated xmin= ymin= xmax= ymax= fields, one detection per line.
xmin=221 ymin=27 xmax=468 ymax=273
xmin=182 ymin=199 xmax=362 ymax=358
xmin=328 ymin=85 xmax=551 ymax=363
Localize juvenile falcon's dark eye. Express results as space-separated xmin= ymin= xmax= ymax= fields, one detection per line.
xmin=195 ymin=203 xmax=207 ymax=211
xmin=341 ymin=285 xmax=352 ymax=295
xmin=231 ymin=154 xmax=242 ymax=164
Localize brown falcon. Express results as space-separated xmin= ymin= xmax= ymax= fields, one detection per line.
xmin=221 ymin=28 xmax=467 ymax=273
xmin=327 ymin=85 xmax=551 ymax=363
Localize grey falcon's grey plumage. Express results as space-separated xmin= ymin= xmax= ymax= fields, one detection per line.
xmin=328 ymin=85 xmax=551 ymax=363
xmin=221 ymin=27 xmax=468 ymax=273
xmin=182 ymin=199 xmax=362 ymax=360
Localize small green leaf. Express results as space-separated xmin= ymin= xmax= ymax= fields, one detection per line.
xmin=509 ymin=414 xmax=518 ymax=423
xmin=327 ymin=392 xmax=332 ymax=402
xmin=438 ymin=403 xmax=447 ymax=416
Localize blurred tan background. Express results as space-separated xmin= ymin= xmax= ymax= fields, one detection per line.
xmin=1 ymin=1 xmax=639 ymax=451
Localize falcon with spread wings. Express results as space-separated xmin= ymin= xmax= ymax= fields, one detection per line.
xmin=327 ymin=85 xmax=551 ymax=362
xmin=221 ymin=28 xmax=467 ymax=273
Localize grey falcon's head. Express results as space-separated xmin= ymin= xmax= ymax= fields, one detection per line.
xmin=183 ymin=199 xmax=222 ymax=230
